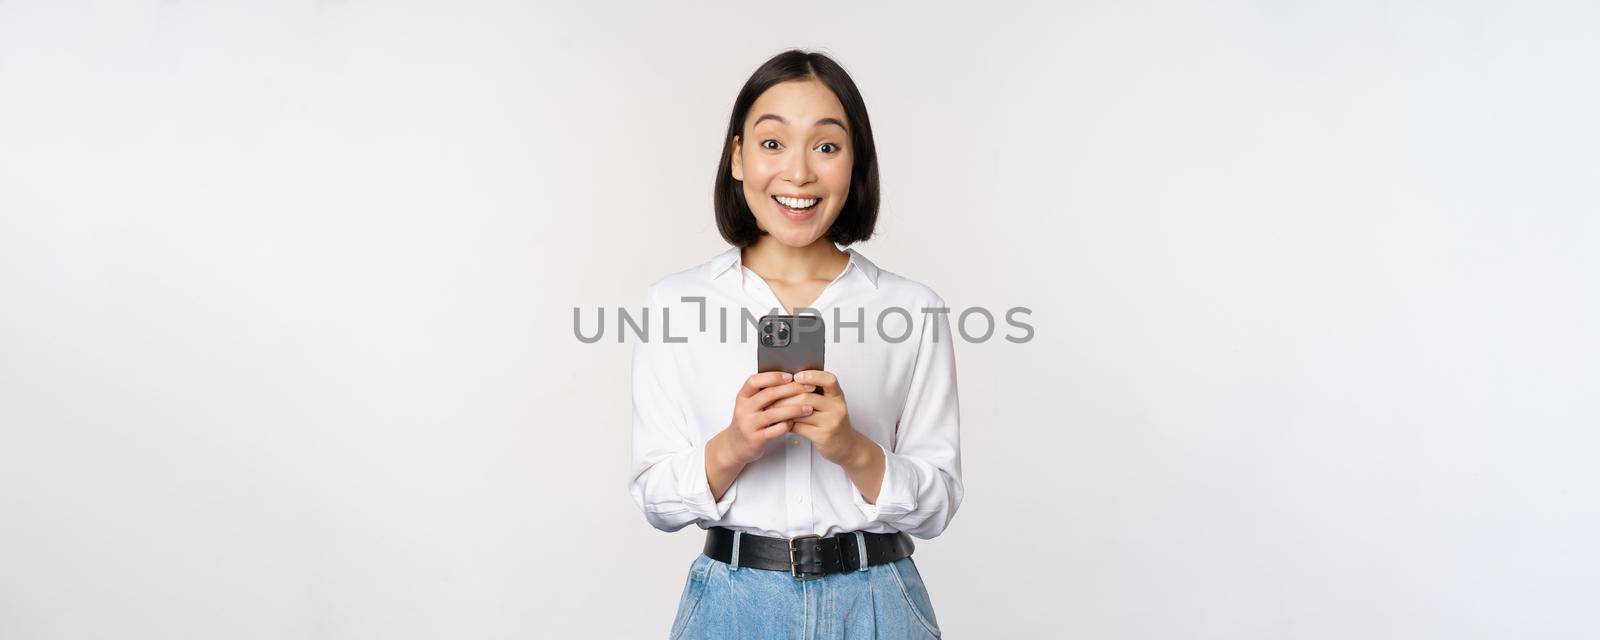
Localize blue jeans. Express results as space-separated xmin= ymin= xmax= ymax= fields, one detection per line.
xmin=668 ymin=551 xmax=943 ymax=639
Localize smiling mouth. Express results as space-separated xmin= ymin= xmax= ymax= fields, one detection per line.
xmin=772 ymin=195 xmax=820 ymax=221
xmin=772 ymin=195 xmax=820 ymax=211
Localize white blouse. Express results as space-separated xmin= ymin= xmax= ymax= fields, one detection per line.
xmin=627 ymin=246 xmax=964 ymax=540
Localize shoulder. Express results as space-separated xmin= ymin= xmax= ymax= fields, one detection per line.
xmin=846 ymin=247 xmax=947 ymax=308
xmin=641 ymin=246 xmax=737 ymax=303
xmin=642 ymin=267 xmax=701 ymax=304
xmin=869 ymin=262 xmax=949 ymax=310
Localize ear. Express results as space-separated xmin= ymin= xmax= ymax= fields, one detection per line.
xmin=730 ymin=135 xmax=743 ymax=182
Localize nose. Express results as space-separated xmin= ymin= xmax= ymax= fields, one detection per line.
xmin=783 ymin=146 xmax=816 ymax=185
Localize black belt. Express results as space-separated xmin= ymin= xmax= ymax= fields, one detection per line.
xmin=702 ymin=526 xmax=915 ymax=581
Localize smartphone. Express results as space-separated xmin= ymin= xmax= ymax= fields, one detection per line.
xmin=756 ymin=314 xmax=826 ymax=376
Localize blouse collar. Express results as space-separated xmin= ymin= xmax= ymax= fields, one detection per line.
xmin=707 ymin=245 xmax=881 ymax=290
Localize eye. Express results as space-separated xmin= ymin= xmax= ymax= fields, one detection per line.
xmin=761 ymin=139 xmax=782 ymax=150
xmin=817 ymin=142 xmax=840 ymax=153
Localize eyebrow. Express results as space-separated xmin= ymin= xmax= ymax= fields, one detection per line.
xmin=752 ymin=113 xmax=849 ymax=134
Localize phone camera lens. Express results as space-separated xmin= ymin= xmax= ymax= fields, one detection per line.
xmin=761 ymin=335 xmax=773 ymax=346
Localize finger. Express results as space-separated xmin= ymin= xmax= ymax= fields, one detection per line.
xmin=758 ymin=421 xmax=792 ymax=439
xmin=770 ymin=392 xmax=824 ymax=410
xmin=755 ymin=403 xmax=813 ymax=427
xmin=749 ymin=381 xmax=816 ymax=409
xmin=740 ymin=371 xmax=794 ymax=398
xmin=768 ymin=393 xmax=808 ymax=409
xmin=795 ymin=370 xmax=840 ymax=396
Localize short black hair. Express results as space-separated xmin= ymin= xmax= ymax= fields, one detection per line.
xmin=714 ymin=50 xmax=879 ymax=247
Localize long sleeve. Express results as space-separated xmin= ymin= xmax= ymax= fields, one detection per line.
xmin=627 ymin=286 xmax=737 ymax=533
xmin=851 ymin=295 xmax=965 ymax=539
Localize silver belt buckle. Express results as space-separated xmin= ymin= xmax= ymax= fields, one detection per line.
xmin=788 ymin=533 xmax=824 ymax=581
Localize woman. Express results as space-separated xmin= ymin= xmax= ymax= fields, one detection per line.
xmin=628 ymin=49 xmax=963 ymax=639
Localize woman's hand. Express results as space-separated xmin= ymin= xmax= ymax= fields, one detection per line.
xmin=769 ymin=370 xmax=863 ymax=466
xmin=719 ymin=371 xmax=818 ymax=465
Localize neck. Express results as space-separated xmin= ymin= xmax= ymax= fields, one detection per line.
xmin=741 ymin=237 xmax=850 ymax=283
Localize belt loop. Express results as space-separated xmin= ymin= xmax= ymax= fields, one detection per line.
xmin=853 ymin=531 xmax=868 ymax=572
xmin=730 ymin=530 xmax=743 ymax=571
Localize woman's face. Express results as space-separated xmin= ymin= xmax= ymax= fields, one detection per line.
xmin=731 ymin=79 xmax=854 ymax=248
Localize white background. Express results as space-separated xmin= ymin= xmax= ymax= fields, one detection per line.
xmin=3 ymin=1 xmax=1597 ymax=638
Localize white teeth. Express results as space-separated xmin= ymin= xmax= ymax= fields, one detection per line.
xmin=775 ymin=195 xmax=819 ymax=209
